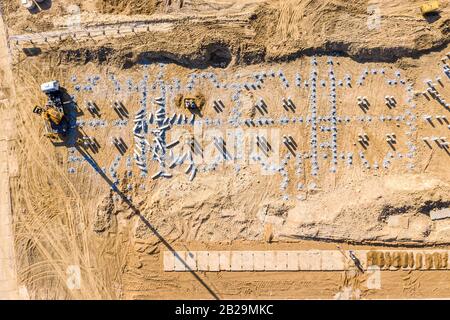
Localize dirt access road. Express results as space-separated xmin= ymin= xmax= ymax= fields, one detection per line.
xmin=0 ymin=7 xmax=20 ymax=300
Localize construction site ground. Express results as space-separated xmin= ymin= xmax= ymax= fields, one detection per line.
xmin=0 ymin=0 xmax=450 ymax=300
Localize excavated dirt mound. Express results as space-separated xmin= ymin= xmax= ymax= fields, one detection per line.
xmin=257 ymin=0 xmax=450 ymax=62
xmin=3 ymin=1 xmax=450 ymax=65
xmin=96 ymin=0 xmax=161 ymax=15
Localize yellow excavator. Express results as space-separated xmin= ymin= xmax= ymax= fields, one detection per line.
xmin=175 ymin=93 xmax=206 ymax=111
xmin=33 ymin=81 xmax=69 ymax=142
xmin=420 ymin=1 xmax=440 ymax=16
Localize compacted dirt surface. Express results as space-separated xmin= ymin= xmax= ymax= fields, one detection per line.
xmin=0 ymin=0 xmax=450 ymax=300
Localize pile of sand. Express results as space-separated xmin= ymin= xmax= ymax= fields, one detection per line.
xmin=95 ymin=0 xmax=161 ymax=15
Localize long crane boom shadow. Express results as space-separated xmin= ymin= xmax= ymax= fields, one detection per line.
xmin=74 ymin=144 xmax=220 ymax=300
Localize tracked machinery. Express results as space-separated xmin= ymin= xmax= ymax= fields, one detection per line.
xmin=420 ymin=1 xmax=440 ymax=16
xmin=175 ymin=93 xmax=206 ymax=111
xmin=33 ymin=81 xmax=69 ymax=142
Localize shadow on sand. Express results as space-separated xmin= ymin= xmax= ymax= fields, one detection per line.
xmin=54 ymin=87 xmax=220 ymax=299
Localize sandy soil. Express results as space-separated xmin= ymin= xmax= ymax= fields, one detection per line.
xmin=0 ymin=7 xmax=19 ymax=300
xmin=0 ymin=0 xmax=449 ymax=300
xmin=4 ymin=0 xmax=450 ymax=64
xmin=124 ymin=241 xmax=450 ymax=299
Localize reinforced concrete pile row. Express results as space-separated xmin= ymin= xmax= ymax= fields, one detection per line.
xmin=367 ymin=251 xmax=449 ymax=270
